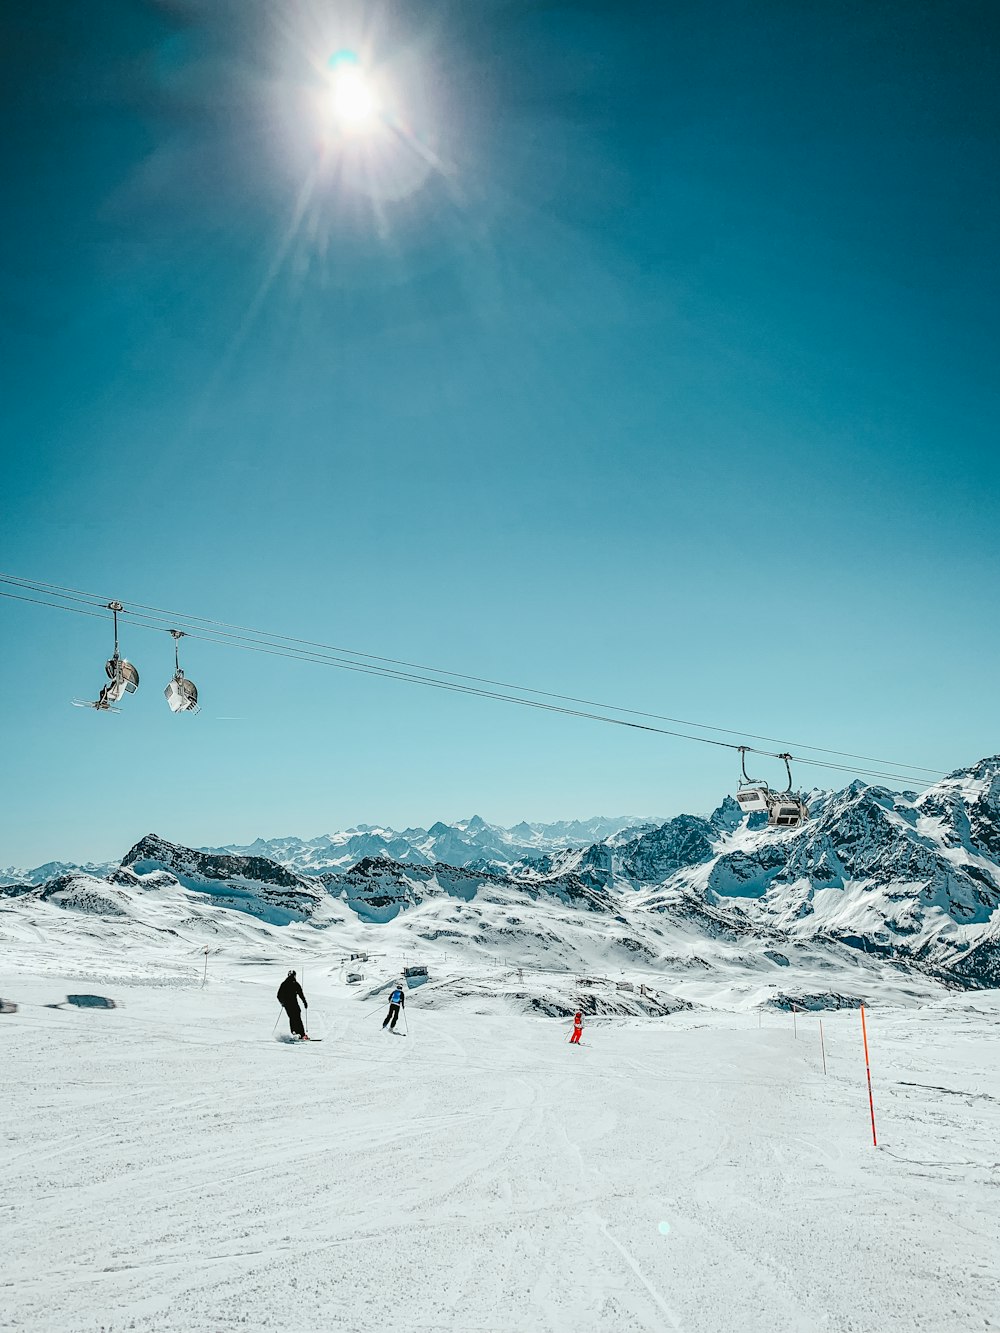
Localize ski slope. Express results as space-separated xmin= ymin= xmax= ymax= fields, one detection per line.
xmin=3 ymin=963 xmax=999 ymax=1332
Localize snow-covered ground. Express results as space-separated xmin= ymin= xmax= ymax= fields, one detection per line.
xmin=3 ymin=953 xmax=998 ymax=1333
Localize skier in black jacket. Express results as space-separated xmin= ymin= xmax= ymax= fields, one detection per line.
xmin=382 ymin=981 xmax=405 ymax=1031
xmin=277 ymin=970 xmax=308 ymax=1039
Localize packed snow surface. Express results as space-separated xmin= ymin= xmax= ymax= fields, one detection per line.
xmin=3 ymin=956 xmax=999 ymax=1333
xmin=6 ymin=760 xmax=1000 ymax=1329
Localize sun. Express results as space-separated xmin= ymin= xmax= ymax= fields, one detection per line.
xmin=327 ymin=53 xmax=380 ymax=131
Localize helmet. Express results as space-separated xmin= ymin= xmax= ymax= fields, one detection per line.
xmin=288 ymin=970 xmax=296 ymax=977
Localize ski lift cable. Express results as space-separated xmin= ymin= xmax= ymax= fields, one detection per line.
xmin=0 ymin=569 xmax=940 ymax=774
xmin=0 ymin=586 xmax=111 ymax=623
xmin=168 ymin=627 xmax=926 ymax=786
xmin=62 ymin=599 xmax=763 ymax=749
xmin=0 ymin=571 xmax=944 ymax=777
xmin=0 ymin=584 xmax=934 ymax=788
xmin=0 ymin=579 xmax=939 ymax=785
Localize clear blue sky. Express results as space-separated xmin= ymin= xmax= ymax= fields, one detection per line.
xmin=1 ymin=1 xmax=998 ymax=867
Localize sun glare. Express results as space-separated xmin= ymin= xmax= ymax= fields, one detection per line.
xmin=328 ymin=60 xmax=379 ymax=130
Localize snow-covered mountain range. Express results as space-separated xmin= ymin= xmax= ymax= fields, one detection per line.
xmin=4 ymin=758 xmax=1000 ymax=1005
xmin=0 ymin=816 xmax=653 ymax=886
xmin=0 ymin=858 xmax=118 ymax=887
xmin=200 ymin=814 xmax=661 ymax=875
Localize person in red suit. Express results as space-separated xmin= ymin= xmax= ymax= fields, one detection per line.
xmin=569 ymin=1011 xmax=583 ymax=1044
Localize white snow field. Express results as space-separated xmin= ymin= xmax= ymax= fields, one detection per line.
xmin=3 ymin=958 xmax=999 ymax=1333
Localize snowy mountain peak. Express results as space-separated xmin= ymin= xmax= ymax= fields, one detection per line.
xmin=122 ymin=833 xmax=308 ymax=890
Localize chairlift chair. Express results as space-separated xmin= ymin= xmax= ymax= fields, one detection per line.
xmin=768 ymin=799 xmax=808 ymax=829
xmin=734 ymin=747 xmax=771 ymax=814
xmin=76 ymin=602 xmax=139 ymax=711
xmin=104 ymin=654 xmax=140 ymax=703
xmin=164 ymin=630 xmax=199 ymax=714
xmin=764 ymin=754 xmax=808 ymax=830
xmin=734 ymin=749 xmax=809 ymax=829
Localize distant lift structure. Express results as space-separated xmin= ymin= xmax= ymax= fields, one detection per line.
xmin=734 ymin=747 xmax=809 ymax=829
xmin=76 ymin=601 xmax=140 ymax=712
xmin=164 ymin=630 xmax=199 ymax=714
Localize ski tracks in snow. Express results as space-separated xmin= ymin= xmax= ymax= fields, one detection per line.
xmin=3 ymin=978 xmax=1000 ymax=1331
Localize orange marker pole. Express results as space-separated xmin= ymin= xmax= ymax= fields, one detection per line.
xmin=819 ymin=1019 xmax=827 ymax=1075
xmin=792 ymin=1005 xmax=797 ymax=1040
xmin=860 ymin=1005 xmax=877 ymax=1147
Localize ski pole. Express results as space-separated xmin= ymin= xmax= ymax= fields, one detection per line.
xmin=272 ymin=1007 xmax=283 ymax=1034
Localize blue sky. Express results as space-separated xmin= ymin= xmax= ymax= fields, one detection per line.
xmin=2 ymin=1 xmax=998 ymax=866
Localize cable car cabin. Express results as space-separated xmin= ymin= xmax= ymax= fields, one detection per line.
xmin=165 ymin=673 xmax=199 ymax=714
xmin=767 ymin=795 xmax=808 ymax=829
xmin=735 ymin=785 xmax=771 ymax=814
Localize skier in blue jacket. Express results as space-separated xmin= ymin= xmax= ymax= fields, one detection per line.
xmin=382 ymin=982 xmax=405 ymax=1031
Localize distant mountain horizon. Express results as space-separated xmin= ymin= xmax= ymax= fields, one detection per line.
xmin=0 ymin=814 xmax=664 ymax=885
